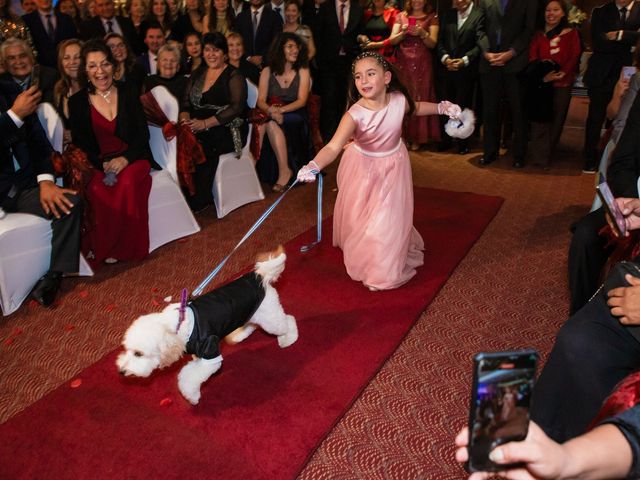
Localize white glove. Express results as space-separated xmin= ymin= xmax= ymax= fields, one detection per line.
xmin=437 ymin=101 xmax=462 ymax=119
xmin=297 ymin=160 xmax=320 ymax=183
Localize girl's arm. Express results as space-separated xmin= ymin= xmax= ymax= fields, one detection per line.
xmin=297 ymin=112 xmax=356 ymax=181
xmin=280 ymin=68 xmax=310 ymax=113
xmin=413 ymin=100 xmax=462 ymax=118
xmin=256 ymin=67 xmax=272 ymax=114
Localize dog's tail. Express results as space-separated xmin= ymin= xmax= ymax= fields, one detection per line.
xmin=255 ymin=245 xmax=286 ymax=285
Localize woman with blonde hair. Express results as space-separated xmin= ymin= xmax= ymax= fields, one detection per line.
xmin=54 ymin=39 xmax=83 ymax=142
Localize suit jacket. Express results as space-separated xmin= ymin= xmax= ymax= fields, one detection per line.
xmin=0 ymin=82 xmax=54 ymax=201
xmin=608 ymin=91 xmax=640 ymax=198
xmin=67 ymin=80 xmax=155 ymax=170
xmin=315 ymin=0 xmax=364 ymax=64
xmin=584 ymin=1 xmax=640 ymax=89
xmin=136 ymin=51 xmax=153 ymax=75
xmin=79 ymin=16 xmax=144 ymax=55
xmin=477 ymin=0 xmax=537 ymax=73
xmin=235 ymin=5 xmax=283 ymax=59
xmin=436 ymin=5 xmax=485 ymax=72
xmin=0 ymin=65 xmax=58 ymax=105
xmin=21 ymin=11 xmax=77 ymax=68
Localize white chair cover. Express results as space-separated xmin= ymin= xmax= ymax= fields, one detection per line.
xmin=147 ymin=86 xmax=200 ymax=251
xmin=37 ymin=102 xmax=64 ymax=152
xmin=0 ymin=105 xmax=93 ymax=316
xmin=212 ymin=80 xmax=265 ymax=218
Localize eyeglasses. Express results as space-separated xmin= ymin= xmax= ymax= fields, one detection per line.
xmin=86 ymin=61 xmax=113 ymax=72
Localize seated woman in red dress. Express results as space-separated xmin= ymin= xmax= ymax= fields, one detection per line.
xmin=68 ymin=39 xmax=155 ymax=266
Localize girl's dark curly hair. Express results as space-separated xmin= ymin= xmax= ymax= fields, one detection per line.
xmin=267 ymin=32 xmax=309 ymax=75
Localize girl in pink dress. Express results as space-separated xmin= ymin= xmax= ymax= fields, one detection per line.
xmin=297 ymin=52 xmax=460 ymax=291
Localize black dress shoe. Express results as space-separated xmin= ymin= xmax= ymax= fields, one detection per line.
xmin=479 ymin=156 xmax=496 ymax=166
xmin=582 ymin=162 xmax=597 ymax=174
xmin=437 ymin=141 xmax=452 ymax=152
xmin=458 ymin=145 xmax=470 ymax=155
xmin=513 ymin=160 xmax=524 ymax=168
xmin=31 ymin=272 xmax=62 ymax=307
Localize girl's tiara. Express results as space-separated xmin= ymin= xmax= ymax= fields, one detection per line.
xmin=352 ymin=51 xmax=390 ymax=74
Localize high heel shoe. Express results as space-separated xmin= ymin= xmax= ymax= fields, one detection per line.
xmin=272 ymin=173 xmax=294 ymax=193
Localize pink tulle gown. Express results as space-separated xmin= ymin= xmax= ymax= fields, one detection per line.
xmin=334 ymin=92 xmax=424 ymax=290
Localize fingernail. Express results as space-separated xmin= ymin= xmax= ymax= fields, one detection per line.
xmin=489 ymin=448 xmax=504 ymax=463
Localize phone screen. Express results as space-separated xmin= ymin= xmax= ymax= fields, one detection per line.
xmin=623 ymin=66 xmax=636 ymax=80
xmin=30 ymin=64 xmax=40 ymax=90
xmin=408 ymin=16 xmax=416 ymax=26
xmin=597 ymin=177 xmax=627 ymax=237
xmin=467 ymin=350 xmax=538 ymax=472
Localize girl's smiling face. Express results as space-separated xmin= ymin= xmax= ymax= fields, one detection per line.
xmin=353 ymin=57 xmax=391 ymax=100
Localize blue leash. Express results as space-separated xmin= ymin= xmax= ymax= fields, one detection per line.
xmin=192 ymin=174 xmax=323 ymax=297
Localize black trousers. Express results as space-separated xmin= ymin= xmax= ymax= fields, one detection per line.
xmin=480 ymin=69 xmax=527 ymax=162
xmin=318 ymin=55 xmax=352 ymax=142
xmin=531 ymin=263 xmax=640 ymax=442
xmin=3 ymin=186 xmax=83 ymax=273
xmin=567 ymin=207 xmax=611 ymax=315
xmin=584 ymin=77 xmax=618 ymax=164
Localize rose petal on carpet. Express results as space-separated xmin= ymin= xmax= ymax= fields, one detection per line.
xmin=0 ymin=187 xmax=503 ymax=479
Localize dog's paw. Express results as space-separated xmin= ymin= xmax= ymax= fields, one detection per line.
xmin=180 ymin=387 xmax=201 ymax=405
xmin=277 ymin=315 xmax=298 ymax=348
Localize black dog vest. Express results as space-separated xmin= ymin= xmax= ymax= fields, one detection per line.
xmin=186 ymin=272 xmax=266 ymax=359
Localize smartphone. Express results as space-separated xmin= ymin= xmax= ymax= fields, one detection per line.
xmin=408 ymin=16 xmax=416 ymax=26
xmin=30 ymin=64 xmax=40 ymax=90
xmin=466 ymin=350 xmax=538 ymax=473
xmin=622 ymin=66 xmax=636 ymax=81
xmin=597 ymin=175 xmax=627 ymax=237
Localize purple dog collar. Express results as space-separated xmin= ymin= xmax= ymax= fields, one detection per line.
xmin=176 ymin=288 xmax=189 ymax=333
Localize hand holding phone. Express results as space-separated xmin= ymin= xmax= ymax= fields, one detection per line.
xmin=466 ymin=350 xmax=538 ymax=473
xmin=408 ymin=16 xmax=417 ymax=26
xmin=597 ymin=176 xmax=627 ymax=237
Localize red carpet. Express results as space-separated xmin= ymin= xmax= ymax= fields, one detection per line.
xmin=0 ymin=187 xmax=502 ymax=479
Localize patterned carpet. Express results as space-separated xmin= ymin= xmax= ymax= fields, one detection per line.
xmin=1 ymin=97 xmax=594 ymax=478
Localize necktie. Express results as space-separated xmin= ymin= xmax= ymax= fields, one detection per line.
xmin=339 ymin=0 xmax=346 ymax=32
xmin=45 ymin=14 xmax=55 ymax=40
xmin=106 ymin=19 xmax=114 ymax=33
xmin=500 ymin=0 xmax=508 ymax=12
xmin=19 ymin=79 xmax=29 ymax=91
xmin=274 ymin=6 xmax=281 ymax=18
xmin=253 ymin=10 xmax=259 ymax=35
xmin=620 ymin=7 xmax=628 ymax=28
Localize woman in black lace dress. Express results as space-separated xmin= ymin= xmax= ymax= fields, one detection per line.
xmin=180 ymin=32 xmax=248 ymax=212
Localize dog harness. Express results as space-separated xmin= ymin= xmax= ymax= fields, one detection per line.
xmin=186 ymin=272 xmax=266 ymax=359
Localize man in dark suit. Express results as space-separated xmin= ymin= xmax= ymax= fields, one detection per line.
xmin=314 ymin=0 xmax=363 ymax=141
xmin=583 ymin=0 xmax=640 ymax=173
xmin=136 ymin=22 xmax=165 ymax=75
xmin=476 ymin=0 xmax=536 ymax=168
xmin=0 ymin=83 xmax=83 ymax=307
xmin=568 ymin=88 xmax=640 ymax=315
xmin=236 ymin=0 xmax=283 ymax=68
xmin=0 ymin=38 xmax=58 ymax=104
xmin=436 ymin=0 xmax=484 ymax=154
xmin=79 ymin=0 xmax=143 ymax=55
xmin=21 ymin=0 xmax=77 ymax=68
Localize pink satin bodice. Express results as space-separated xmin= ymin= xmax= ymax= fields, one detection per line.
xmin=347 ymin=92 xmax=406 ymax=154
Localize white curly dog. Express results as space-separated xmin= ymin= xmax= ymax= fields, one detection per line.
xmin=116 ymin=246 xmax=298 ymax=404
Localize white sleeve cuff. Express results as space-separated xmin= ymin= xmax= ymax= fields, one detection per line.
xmin=441 ymin=54 xmax=450 ymax=64
xmin=618 ymin=30 xmax=624 ymax=41
xmin=463 ymin=56 xmax=469 ymax=66
xmin=7 ymin=109 xmax=24 ymax=128
xmin=37 ymin=174 xmax=55 ymax=183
